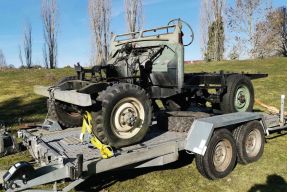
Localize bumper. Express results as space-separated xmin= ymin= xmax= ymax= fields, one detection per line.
xmin=34 ymin=85 xmax=93 ymax=107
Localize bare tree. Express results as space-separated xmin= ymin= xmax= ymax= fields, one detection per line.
xmin=19 ymin=22 xmax=32 ymax=68
xmin=227 ymin=0 xmax=272 ymax=58
xmin=0 ymin=49 xmax=7 ymax=69
xmin=229 ymin=44 xmax=241 ymax=60
xmin=252 ymin=15 xmax=278 ymax=58
xmin=200 ymin=0 xmax=225 ymax=61
xmin=200 ymin=0 xmax=213 ymax=59
xmin=252 ymin=6 xmax=287 ymax=58
xmin=89 ymin=0 xmax=111 ymax=66
xmin=18 ymin=45 xmax=24 ymax=67
xmin=124 ymin=0 xmax=143 ymax=33
xmin=43 ymin=45 xmax=49 ymax=68
xmin=41 ymin=0 xmax=58 ymax=69
xmin=278 ymin=7 xmax=287 ymax=56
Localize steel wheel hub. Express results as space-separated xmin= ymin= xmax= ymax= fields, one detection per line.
xmin=111 ymin=97 xmax=145 ymax=139
xmin=246 ymin=129 xmax=261 ymax=157
xmin=118 ymin=104 xmax=138 ymax=131
xmin=235 ymin=85 xmax=250 ymax=111
xmin=213 ymin=139 xmax=232 ymax=172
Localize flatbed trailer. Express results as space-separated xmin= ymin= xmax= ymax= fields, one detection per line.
xmin=2 ymin=102 xmax=287 ymax=192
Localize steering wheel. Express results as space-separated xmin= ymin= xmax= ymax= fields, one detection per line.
xmin=167 ymin=19 xmax=194 ymax=46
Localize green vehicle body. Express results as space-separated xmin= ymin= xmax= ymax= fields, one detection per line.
xmin=34 ymin=19 xmax=267 ymax=147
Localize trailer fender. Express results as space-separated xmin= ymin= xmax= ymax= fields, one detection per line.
xmin=184 ymin=112 xmax=263 ymax=156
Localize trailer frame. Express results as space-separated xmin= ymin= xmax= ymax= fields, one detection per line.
xmin=3 ymin=109 xmax=287 ymax=192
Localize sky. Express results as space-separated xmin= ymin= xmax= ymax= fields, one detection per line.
xmin=0 ymin=0 xmax=285 ymax=67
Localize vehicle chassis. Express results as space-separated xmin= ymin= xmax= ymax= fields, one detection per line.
xmin=34 ymin=21 xmax=267 ymax=108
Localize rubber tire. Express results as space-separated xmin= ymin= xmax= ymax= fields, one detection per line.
xmin=233 ymin=121 xmax=265 ymax=165
xmin=220 ymin=74 xmax=254 ymax=113
xmin=4 ymin=162 xmax=35 ymax=190
xmin=47 ymin=75 xmax=82 ymax=128
xmin=92 ymin=83 xmax=152 ymax=148
xmin=47 ymin=100 xmax=83 ymax=128
xmin=195 ymin=129 xmax=237 ymax=180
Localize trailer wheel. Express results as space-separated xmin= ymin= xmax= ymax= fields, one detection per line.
xmin=233 ymin=121 xmax=265 ymax=164
xmin=195 ymin=129 xmax=237 ymax=180
xmin=47 ymin=100 xmax=83 ymax=128
xmin=220 ymin=75 xmax=254 ymax=113
xmin=92 ymin=83 xmax=152 ymax=148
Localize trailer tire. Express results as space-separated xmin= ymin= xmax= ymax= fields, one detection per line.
xmin=47 ymin=100 xmax=83 ymax=128
xmin=233 ymin=121 xmax=265 ymax=164
xmin=195 ymin=129 xmax=237 ymax=180
xmin=220 ymin=75 xmax=254 ymax=113
xmin=92 ymin=83 xmax=152 ymax=148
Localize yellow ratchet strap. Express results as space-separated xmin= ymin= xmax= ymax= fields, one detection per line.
xmin=80 ymin=111 xmax=113 ymax=159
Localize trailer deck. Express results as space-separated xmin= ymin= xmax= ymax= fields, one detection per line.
xmin=22 ymin=125 xmax=187 ymax=166
xmin=3 ymin=108 xmax=287 ymax=192
xmin=4 ymin=123 xmax=188 ymax=192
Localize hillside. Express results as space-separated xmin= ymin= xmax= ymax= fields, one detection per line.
xmin=0 ymin=57 xmax=286 ymax=191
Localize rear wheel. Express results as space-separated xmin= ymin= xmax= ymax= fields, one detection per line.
xmin=195 ymin=129 xmax=237 ymax=180
xmin=92 ymin=83 xmax=152 ymax=148
xmin=220 ymin=75 xmax=254 ymax=113
xmin=47 ymin=76 xmax=83 ymax=128
xmin=47 ymin=100 xmax=83 ymax=128
xmin=233 ymin=121 xmax=265 ymax=164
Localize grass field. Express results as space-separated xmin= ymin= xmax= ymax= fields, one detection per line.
xmin=0 ymin=57 xmax=286 ymax=191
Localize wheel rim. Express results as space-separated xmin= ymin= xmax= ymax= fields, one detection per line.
xmin=245 ymin=129 xmax=262 ymax=157
xmin=111 ymin=97 xmax=145 ymax=139
xmin=213 ymin=139 xmax=233 ymax=172
xmin=234 ymin=85 xmax=251 ymax=112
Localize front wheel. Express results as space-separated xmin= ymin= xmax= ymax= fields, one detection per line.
xmin=47 ymin=100 xmax=83 ymax=128
xmin=92 ymin=83 xmax=152 ymax=148
xmin=195 ymin=129 xmax=237 ymax=180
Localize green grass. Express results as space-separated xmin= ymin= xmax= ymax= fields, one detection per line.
xmin=0 ymin=58 xmax=287 ymax=191
xmin=0 ymin=68 xmax=74 ymax=126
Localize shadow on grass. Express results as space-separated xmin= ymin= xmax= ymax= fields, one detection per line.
xmin=76 ymin=151 xmax=194 ymax=191
xmin=266 ymin=131 xmax=287 ymax=140
xmin=248 ymin=174 xmax=287 ymax=192
xmin=0 ymin=96 xmax=47 ymax=126
xmin=253 ymin=109 xmax=264 ymax=112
